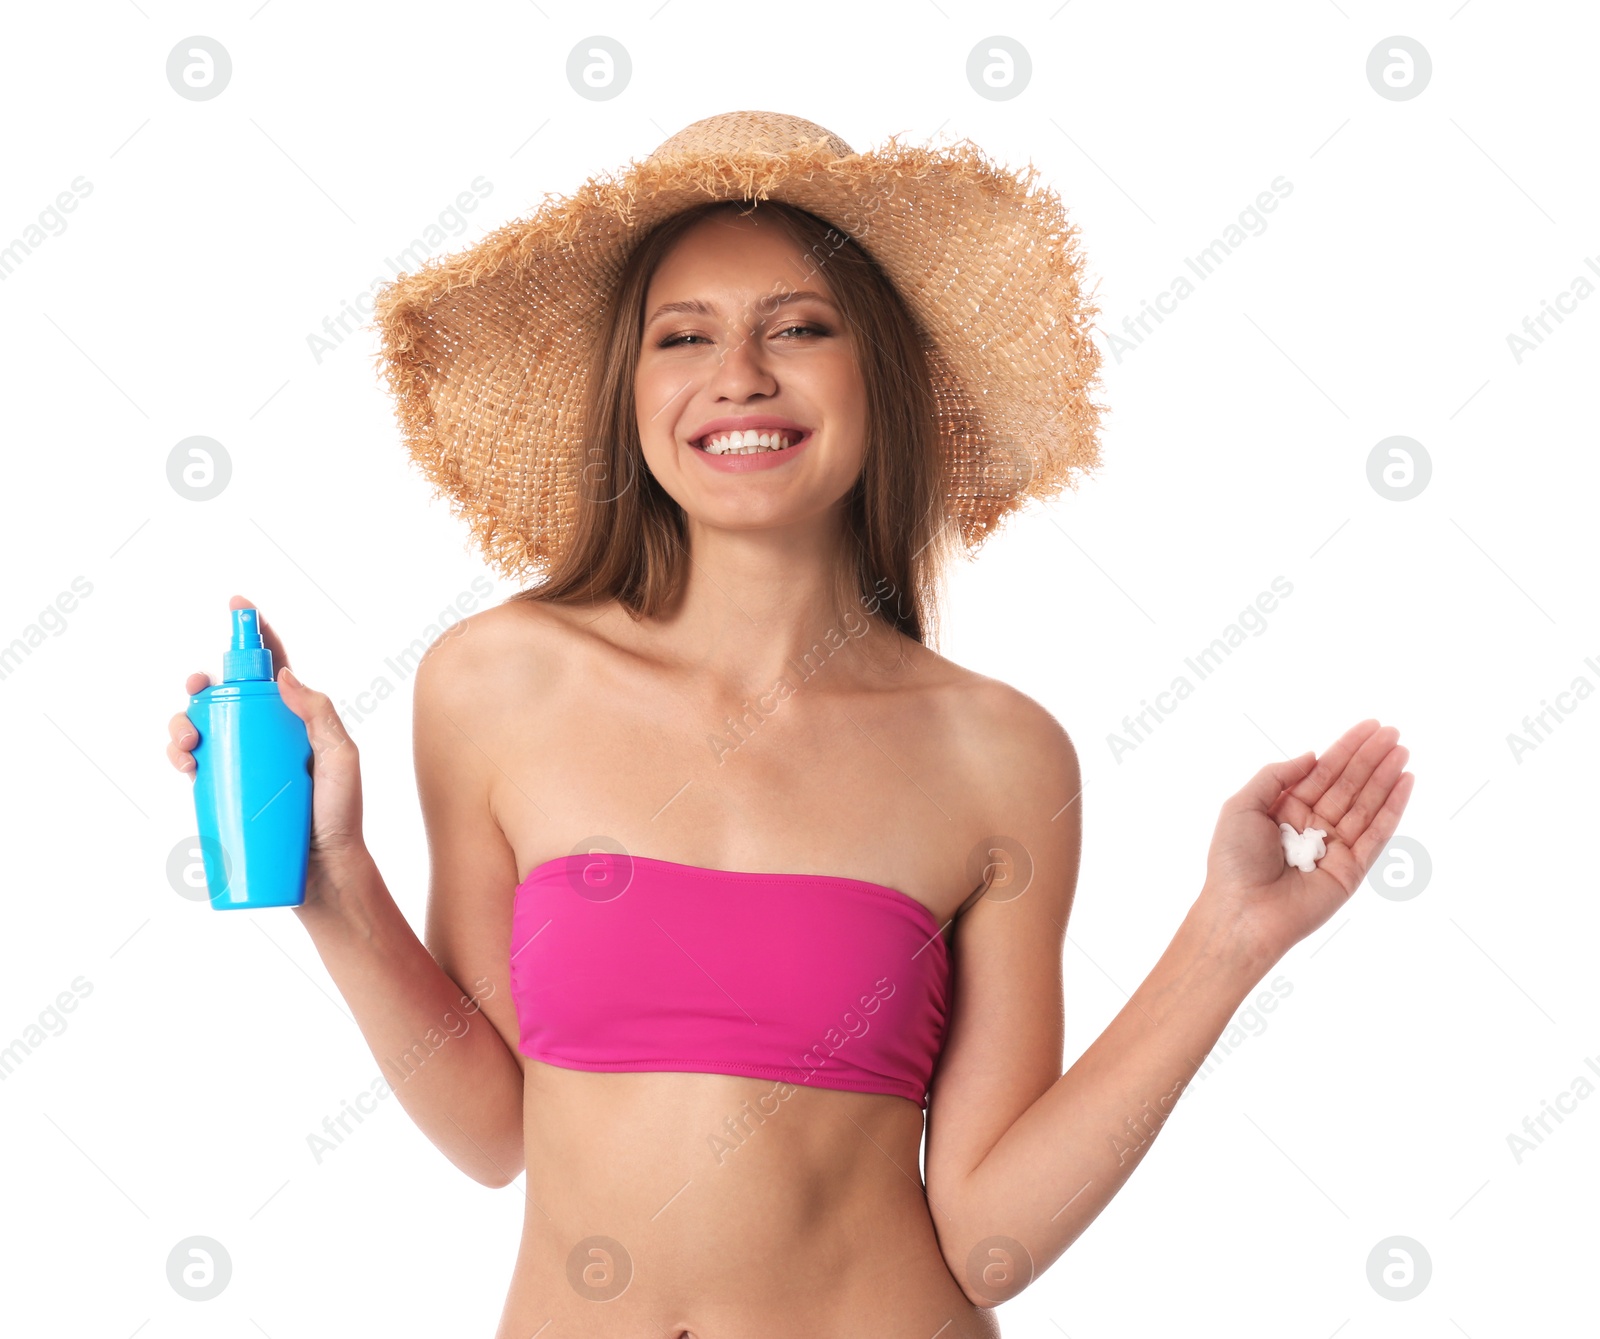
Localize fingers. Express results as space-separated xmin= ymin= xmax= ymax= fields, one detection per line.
xmin=275 ymin=666 xmax=355 ymax=759
xmin=1222 ymin=750 xmax=1318 ymax=817
xmin=1270 ymin=719 xmax=1392 ymax=829
xmin=1335 ymin=744 xmax=1410 ymax=844
xmin=167 ymin=710 xmax=199 ymax=775
xmin=168 ymin=685 xmax=208 ymax=776
xmin=1318 ymin=725 xmax=1402 ymax=827
xmin=1266 ymin=722 xmax=1414 ymax=893
xmin=1348 ymin=770 xmax=1416 ymax=873
xmin=1282 ymin=719 xmax=1382 ymax=809
xmin=167 ymin=710 xmax=198 ymax=745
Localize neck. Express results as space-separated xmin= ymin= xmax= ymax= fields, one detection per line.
xmin=651 ymin=517 xmax=900 ymax=692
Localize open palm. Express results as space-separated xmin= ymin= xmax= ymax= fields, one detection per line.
xmin=1203 ymin=719 xmax=1415 ymax=967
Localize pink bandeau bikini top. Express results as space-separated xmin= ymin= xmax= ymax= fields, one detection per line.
xmin=509 ymin=852 xmax=951 ymax=1108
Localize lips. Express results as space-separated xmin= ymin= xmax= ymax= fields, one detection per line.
xmin=687 ymin=426 xmax=815 ymax=473
xmin=687 ymin=416 xmax=812 ymax=454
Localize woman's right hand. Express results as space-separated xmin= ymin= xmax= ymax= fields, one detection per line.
xmin=166 ymin=594 xmax=368 ymax=902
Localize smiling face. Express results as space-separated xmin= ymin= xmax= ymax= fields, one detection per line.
xmin=634 ymin=208 xmax=869 ymax=535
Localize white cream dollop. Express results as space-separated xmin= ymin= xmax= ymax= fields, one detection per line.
xmin=1279 ymin=822 xmax=1327 ymax=873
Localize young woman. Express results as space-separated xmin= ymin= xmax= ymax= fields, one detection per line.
xmin=166 ymin=113 xmax=1413 ymax=1337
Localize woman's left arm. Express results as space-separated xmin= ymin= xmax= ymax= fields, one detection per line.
xmin=925 ymin=708 xmax=1413 ymax=1308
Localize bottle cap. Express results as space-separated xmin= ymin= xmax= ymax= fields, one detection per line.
xmin=222 ymin=608 xmax=275 ymax=682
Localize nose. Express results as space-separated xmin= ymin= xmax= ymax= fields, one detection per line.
xmin=704 ymin=320 xmax=777 ymax=401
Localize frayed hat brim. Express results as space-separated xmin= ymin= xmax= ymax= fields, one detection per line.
xmin=371 ymin=110 xmax=1108 ymax=581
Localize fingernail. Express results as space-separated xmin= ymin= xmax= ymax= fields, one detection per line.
xmin=280 ymin=666 xmax=300 ymax=687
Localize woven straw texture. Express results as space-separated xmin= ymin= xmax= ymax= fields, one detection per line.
xmin=370 ymin=110 xmax=1107 ymax=581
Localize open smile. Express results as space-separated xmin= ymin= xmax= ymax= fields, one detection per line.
xmin=690 ymin=428 xmax=810 ymax=456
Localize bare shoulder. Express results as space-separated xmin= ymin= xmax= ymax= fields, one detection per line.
xmin=925 ymin=656 xmax=1082 ymax=845
xmin=907 ymin=659 xmax=1084 ymax=945
xmin=409 ymin=596 xmax=618 ymax=856
xmin=410 ymin=595 xmax=605 ymax=722
xmin=909 ymin=647 xmax=1078 ymax=779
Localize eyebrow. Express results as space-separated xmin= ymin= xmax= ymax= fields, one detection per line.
xmin=643 ymin=289 xmax=838 ymax=327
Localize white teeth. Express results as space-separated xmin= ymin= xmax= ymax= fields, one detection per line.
xmin=699 ymin=428 xmax=800 ymax=455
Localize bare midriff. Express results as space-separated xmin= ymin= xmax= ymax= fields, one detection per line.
xmin=493 ymin=1063 xmax=1002 ymax=1339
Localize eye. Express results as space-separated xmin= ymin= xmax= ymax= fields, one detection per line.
xmin=657 ymin=331 xmax=708 ymax=348
xmin=777 ymin=323 xmax=827 ymax=338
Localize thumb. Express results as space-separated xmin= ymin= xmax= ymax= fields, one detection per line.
xmin=277 ymin=665 xmax=354 ymax=758
xmin=1222 ymin=750 xmax=1316 ymax=817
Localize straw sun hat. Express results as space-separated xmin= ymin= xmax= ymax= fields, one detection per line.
xmin=371 ymin=109 xmax=1107 ymax=581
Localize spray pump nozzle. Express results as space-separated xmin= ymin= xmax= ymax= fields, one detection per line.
xmin=222 ymin=608 xmax=275 ymax=682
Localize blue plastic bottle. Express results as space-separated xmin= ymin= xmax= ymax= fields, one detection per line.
xmin=188 ymin=609 xmax=314 ymax=909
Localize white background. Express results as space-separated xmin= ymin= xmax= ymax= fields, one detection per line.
xmin=1 ymin=1 xmax=1594 ymax=1335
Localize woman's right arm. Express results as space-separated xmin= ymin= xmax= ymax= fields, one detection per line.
xmin=168 ymin=599 xmax=527 ymax=1188
xmin=292 ymin=836 xmax=525 ymax=1188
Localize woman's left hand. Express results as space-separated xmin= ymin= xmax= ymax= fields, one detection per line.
xmin=1198 ymin=719 xmax=1415 ymax=972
